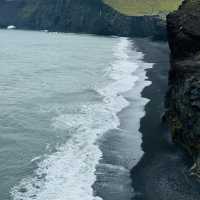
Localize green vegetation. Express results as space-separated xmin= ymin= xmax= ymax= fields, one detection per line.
xmin=20 ymin=3 xmax=39 ymax=18
xmin=103 ymin=0 xmax=182 ymax=16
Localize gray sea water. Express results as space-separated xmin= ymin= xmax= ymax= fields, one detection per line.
xmin=0 ymin=30 xmax=153 ymax=200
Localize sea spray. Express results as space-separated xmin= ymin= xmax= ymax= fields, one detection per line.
xmin=11 ymin=37 xmax=151 ymax=200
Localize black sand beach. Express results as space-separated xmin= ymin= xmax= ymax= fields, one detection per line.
xmin=131 ymin=39 xmax=200 ymax=200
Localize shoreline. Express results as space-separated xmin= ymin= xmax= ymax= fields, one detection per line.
xmin=93 ymin=37 xmax=152 ymax=200
xmin=131 ymin=38 xmax=200 ymax=200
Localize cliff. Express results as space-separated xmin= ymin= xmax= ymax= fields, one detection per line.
xmin=0 ymin=0 xmax=166 ymax=39
xmin=166 ymin=0 xmax=200 ymax=176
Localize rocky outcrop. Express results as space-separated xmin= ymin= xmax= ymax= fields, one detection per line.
xmin=166 ymin=0 xmax=200 ymax=176
xmin=0 ymin=0 xmax=166 ymax=39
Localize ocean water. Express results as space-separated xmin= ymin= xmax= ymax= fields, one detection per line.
xmin=0 ymin=30 xmax=153 ymax=200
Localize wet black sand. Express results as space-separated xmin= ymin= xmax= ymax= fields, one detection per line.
xmin=131 ymin=38 xmax=200 ymax=200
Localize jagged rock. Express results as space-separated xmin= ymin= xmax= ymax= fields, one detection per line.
xmin=166 ymin=0 xmax=200 ymax=174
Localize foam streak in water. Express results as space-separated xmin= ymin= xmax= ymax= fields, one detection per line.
xmin=11 ymin=37 xmax=148 ymax=200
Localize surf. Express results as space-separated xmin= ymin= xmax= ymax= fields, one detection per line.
xmin=10 ymin=36 xmax=152 ymax=200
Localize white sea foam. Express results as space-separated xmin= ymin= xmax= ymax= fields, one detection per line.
xmin=30 ymin=156 xmax=42 ymax=163
xmin=11 ymin=37 xmax=151 ymax=200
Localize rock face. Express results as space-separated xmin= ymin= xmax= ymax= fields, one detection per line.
xmin=0 ymin=0 xmax=166 ymax=39
xmin=166 ymin=0 xmax=200 ymax=175
xmin=0 ymin=0 xmax=24 ymax=28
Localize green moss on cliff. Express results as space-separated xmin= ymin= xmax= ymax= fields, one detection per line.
xmin=20 ymin=3 xmax=39 ymax=18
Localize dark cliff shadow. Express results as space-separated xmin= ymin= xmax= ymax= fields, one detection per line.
xmin=130 ymin=38 xmax=200 ymax=200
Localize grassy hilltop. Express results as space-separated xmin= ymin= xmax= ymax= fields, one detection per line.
xmin=103 ymin=0 xmax=182 ymax=16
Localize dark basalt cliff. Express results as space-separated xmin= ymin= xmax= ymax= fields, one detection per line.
xmin=0 ymin=0 xmax=166 ymax=39
xmin=166 ymin=0 xmax=200 ymax=176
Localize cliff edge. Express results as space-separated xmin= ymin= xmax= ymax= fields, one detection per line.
xmin=0 ymin=0 xmax=166 ymax=39
xmin=166 ymin=0 xmax=200 ymax=176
